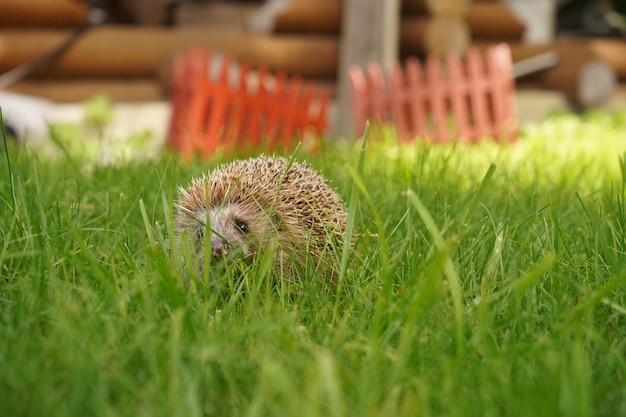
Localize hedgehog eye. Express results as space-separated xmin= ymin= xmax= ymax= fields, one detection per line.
xmin=234 ymin=219 xmax=249 ymax=235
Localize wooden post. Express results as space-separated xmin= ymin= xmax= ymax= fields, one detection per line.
xmin=424 ymin=0 xmax=470 ymax=58
xmin=335 ymin=0 xmax=401 ymax=138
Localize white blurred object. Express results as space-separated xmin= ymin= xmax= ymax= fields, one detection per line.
xmin=247 ymin=0 xmax=291 ymax=33
xmin=504 ymin=0 xmax=558 ymax=44
xmin=0 ymin=92 xmax=52 ymax=142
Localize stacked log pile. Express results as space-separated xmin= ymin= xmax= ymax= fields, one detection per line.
xmin=241 ymin=0 xmax=527 ymax=91
xmin=474 ymin=40 xmax=618 ymax=108
xmin=0 ymin=0 xmax=164 ymax=101
xmin=400 ymin=0 xmax=526 ymax=56
xmin=252 ymin=0 xmax=621 ymax=107
xmin=0 ymin=0 xmax=87 ymax=26
xmin=0 ymin=0 xmax=624 ymax=104
xmin=0 ymin=0 xmax=336 ymax=101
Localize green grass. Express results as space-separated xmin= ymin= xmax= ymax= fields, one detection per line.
xmin=1 ymin=110 xmax=626 ymax=417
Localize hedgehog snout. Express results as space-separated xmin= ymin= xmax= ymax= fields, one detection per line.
xmin=211 ymin=236 xmax=230 ymax=257
xmin=205 ymin=204 xmax=251 ymax=258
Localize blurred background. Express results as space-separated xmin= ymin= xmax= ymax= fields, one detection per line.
xmin=1 ymin=0 xmax=625 ymax=147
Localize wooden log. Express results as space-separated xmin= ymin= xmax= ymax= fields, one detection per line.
xmin=400 ymin=18 xmax=429 ymax=55
xmin=424 ymin=17 xmax=470 ymax=58
xmin=475 ymin=41 xmax=616 ymax=108
xmin=248 ymin=0 xmax=341 ymax=34
xmin=250 ymin=0 xmax=522 ymax=39
xmin=254 ymin=0 xmax=525 ymax=42
xmin=402 ymin=0 xmax=499 ymax=15
xmin=5 ymin=79 xmax=163 ymax=102
xmin=421 ymin=0 xmax=471 ymax=57
xmin=588 ymin=38 xmax=626 ymax=80
xmin=117 ymin=0 xmax=172 ymax=25
xmin=465 ymin=1 xmax=525 ymax=38
xmin=424 ymin=0 xmax=470 ymax=17
xmin=401 ymin=0 xmax=429 ymax=14
xmin=0 ymin=26 xmax=339 ymax=79
xmin=0 ymin=0 xmax=88 ymax=27
xmin=274 ymin=0 xmax=342 ymax=34
xmin=401 ymin=4 xmax=524 ymax=56
xmin=176 ymin=2 xmax=257 ymax=30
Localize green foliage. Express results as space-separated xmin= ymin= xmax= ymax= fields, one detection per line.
xmin=1 ymin=110 xmax=626 ymax=416
xmin=37 ymin=96 xmax=157 ymax=164
xmin=82 ymin=94 xmax=114 ymax=137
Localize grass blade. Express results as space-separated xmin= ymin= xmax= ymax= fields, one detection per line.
xmin=0 ymin=107 xmax=17 ymax=215
xmin=407 ymin=188 xmax=464 ymax=354
xmin=460 ymin=163 xmax=496 ymax=233
xmin=333 ymin=122 xmax=370 ymax=323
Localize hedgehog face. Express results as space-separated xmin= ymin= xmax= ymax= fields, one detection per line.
xmin=181 ymin=202 xmax=278 ymax=261
xmin=201 ymin=203 xmax=256 ymax=258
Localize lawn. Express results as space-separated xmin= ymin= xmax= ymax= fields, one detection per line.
xmin=1 ymin=110 xmax=625 ymax=417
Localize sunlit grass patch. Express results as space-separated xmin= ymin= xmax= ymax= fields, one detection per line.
xmin=1 ymin=109 xmax=626 ymax=416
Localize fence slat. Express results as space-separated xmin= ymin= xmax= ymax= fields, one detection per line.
xmin=466 ymin=47 xmax=491 ymax=141
xmin=348 ymin=43 xmax=517 ymax=144
xmin=349 ymin=65 xmax=368 ymax=136
xmin=190 ymin=50 xmax=213 ymax=154
xmin=282 ymin=78 xmax=304 ymax=146
xmin=390 ymin=60 xmax=410 ymax=142
xmin=314 ymin=86 xmax=331 ymax=135
xmin=488 ymin=47 xmax=505 ymax=138
xmin=428 ymin=55 xmax=453 ymax=142
xmin=405 ymin=57 xmax=429 ymax=140
xmin=446 ymin=52 xmax=471 ymax=141
xmin=248 ymin=67 xmax=269 ymax=147
xmin=202 ymin=54 xmax=230 ymax=157
xmin=488 ymin=44 xmax=517 ymax=141
xmin=167 ymin=48 xmax=328 ymax=158
xmin=222 ymin=62 xmax=249 ymax=147
xmin=367 ymin=62 xmax=387 ymax=124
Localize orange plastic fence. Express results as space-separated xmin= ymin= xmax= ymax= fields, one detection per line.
xmin=167 ymin=48 xmax=331 ymax=158
xmin=350 ymin=44 xmax=517 ymax=143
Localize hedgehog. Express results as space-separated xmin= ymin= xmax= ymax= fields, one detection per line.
xmin=174 ymin=155 xmax=348 ymax=284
